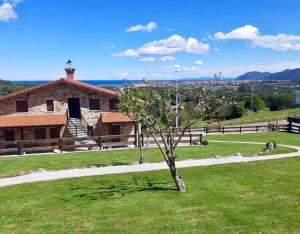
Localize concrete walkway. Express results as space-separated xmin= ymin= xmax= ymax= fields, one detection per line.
xmin=0 ymin=140 xmax=299 ymax=188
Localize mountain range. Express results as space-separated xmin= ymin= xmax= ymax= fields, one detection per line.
xmin=236 ymin=68 xmax=300 ymax=81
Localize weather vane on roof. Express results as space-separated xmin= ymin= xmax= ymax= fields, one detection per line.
xmin=66 ymin=59 xmax=73 ymax=68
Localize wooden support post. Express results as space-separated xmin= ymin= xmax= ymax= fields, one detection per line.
xmin=58 ymin=138 xmax=64 ymax=153
xmin=189 ymin=133 xmax=192 ymax=146
xmin=256 ymin=126 xmax=259 ymax=132
xmin=18 ymin=140 xmax=24 ymax=155
xmin=97 ymin=136 xmax=102 ymax=150
xmin=239 ymin=126 xmax=242 ymax=133
xmin=199 ymin=134 xmax=203 ymax=144
xmin=205 ymin=127 xmax=208 ymax=134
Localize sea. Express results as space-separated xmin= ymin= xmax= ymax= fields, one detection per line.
xmin=12 ymin=77 xmax=235 ymax=87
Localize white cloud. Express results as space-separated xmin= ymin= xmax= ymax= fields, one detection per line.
xmin=214 ymin=25 xmax=259 ymax=40
xmin=213 ymin=25 xmax=300 ymax=52
xmin=0 ymin=2 xmax=17 ymax=22
xmin=253 ymin=34 xmax=300 ymax=51
xmin=126 ymin=22 xmax=157 ymax=32
xmin=112 ymin=49 xmax=140 ymax=57
xmin=160 ymin=56 xmax=176 ymax=62
xmin=194 ymin=60 xmax=203 ymax=65
xmin=138 ymin=34 xmax=209 ymax=55
xmin=139 ymin=57 xmax=155 ymax=62
xmin=172 ymin=64 xmax=198 ymax=72
xmin=159 ymin=61 xmax=300 ymax=78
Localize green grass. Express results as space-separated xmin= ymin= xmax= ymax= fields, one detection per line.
xmin=0 ymin=157 xmax=299 ymax=233
xmin=206 ymin=132 xmax=300 ymax=146
xmin=0 ymin=141 xmax=292 ymax=177
xmin=195 ymin=107 xmax=300 ymax=126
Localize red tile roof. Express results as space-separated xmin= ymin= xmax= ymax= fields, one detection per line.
xmin=0 ymin=114 xmax=67 ymax=128
xmin=0 ymin=78 xmax=119 ymax=101
xmin=101 ymin=112 xmax=133 ymax=124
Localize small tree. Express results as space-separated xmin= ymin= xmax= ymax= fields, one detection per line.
xmin=118 ymin=85 xmax=235 ymax=192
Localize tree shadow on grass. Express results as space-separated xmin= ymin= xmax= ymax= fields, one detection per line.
xmin=64 ymin=176 xmax=175 ymax=202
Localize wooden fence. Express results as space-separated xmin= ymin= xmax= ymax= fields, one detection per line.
xmin=0 ymin=123 xmax=296 ymax=156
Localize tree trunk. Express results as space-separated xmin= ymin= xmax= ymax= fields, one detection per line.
xmin=139 ymin=145 xmax=145 ymax=164
xmin=171 ymin=166 xmax=186 ymax=192
xmin=168 ymin=152 xmax=186 ymax=192
xmin=138 ymin=134 xmax=145 ymax=164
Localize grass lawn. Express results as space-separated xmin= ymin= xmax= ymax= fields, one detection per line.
xmin=0 ymin=142 xmax=293 ymax=177
xmin=195 ymin=107 xmax=300 ymax=126
xmin=0 ymin=157 xmax=299 ymax=233
xmin=206 ymin=132 xmax=300 ymax=147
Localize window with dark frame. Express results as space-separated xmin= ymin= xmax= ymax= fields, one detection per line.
xmin=89 ymin=99 xmax=100 ymax=110
xmin=49 ymin=128 xmax=60 ymax=139
xmin=34 ymin=128 xmax=47 ymax=139
xmin=46 ymin=100 xmax=54 ymax=111
xmin=109 ymin=98 xmax=120 ymax=110
xmin=4 ymin=130 xmax=15 ymax=141
xmin=16 ymin=100 xmax=28 ymax=113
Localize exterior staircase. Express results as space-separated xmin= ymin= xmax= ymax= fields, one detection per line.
xmin=67 ymin=118 xmax=88 ymax=138
xmin=67 ymin=118 xmax=97 ymax=146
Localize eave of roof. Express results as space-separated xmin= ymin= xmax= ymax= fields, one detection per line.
xmin=0 ymin=78 xmax=119 ymax=101
xmin=101 ymin=112 xmax=133 ymax=124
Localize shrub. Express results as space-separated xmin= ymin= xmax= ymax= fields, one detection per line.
xmin=266 ymin=141 xmax=277 ymax=151
xmin=202 ymin=139 xmax=208 ymax=145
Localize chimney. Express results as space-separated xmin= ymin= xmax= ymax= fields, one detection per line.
xmin=65 ymin=67 xmax=76 ymax=80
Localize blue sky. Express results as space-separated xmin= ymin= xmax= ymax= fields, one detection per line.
xmin=1 ymin=0 xmax=300 ymax=80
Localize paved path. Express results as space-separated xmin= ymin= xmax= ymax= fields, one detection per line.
xmin=0 ymin=141 xmax=299 ymax=188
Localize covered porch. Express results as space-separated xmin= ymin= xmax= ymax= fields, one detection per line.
xmin=0 ymin=114 xmax=67 ymax=145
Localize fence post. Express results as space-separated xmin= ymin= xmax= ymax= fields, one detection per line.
xmin=58 ymin=138 xmax=64 ymax=153
xmin=205 ymin=127 xmax=208 ymax=134
xmin=256 ymin=126 xmax=259 ymax=132
xmin=239 ymin=126 xmax=242 ymax=133
xmin=288 ymin=121 xmax=292 ymax=133
xmin=18 ymin=140 xmax=23 ymax=155
xmin=189 ymin=133 xmax=192 ymax=145
xmin=272 ymin=124 xmax=275 ymax=131
xmin=199 ymin=134 xmax=203 ymax=144
xmin=97 ymin=136 xmax=102 ymax=150
xmin=223 ymin=127 xmax=225 ymax=134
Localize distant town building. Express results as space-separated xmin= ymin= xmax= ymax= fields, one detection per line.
xmin=296 ymin=90 xmax=300 ymax=106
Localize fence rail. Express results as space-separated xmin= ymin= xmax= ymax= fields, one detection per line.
xmin=0 ymin=123 xmax=297 ymax=156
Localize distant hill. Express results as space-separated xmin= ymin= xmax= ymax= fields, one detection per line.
xmin=236 ymin=68 xmax=300 ymax=81
xmin=0 ymin=79 xmax=30 ymax=97
xmin=236 ymin=71 xmax=271 ymax=80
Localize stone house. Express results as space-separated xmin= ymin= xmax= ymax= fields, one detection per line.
xmin=0 ymin=67 xmax=135 ymax=144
